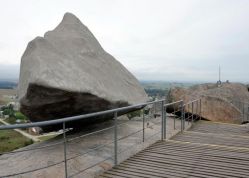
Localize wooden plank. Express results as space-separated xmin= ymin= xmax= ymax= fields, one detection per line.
xmin=102 ymin=170 xmax=138 ymax=178
xmin=124 ymin=158 xmax=249 ymax=176
xmin=139 ymin=150 xmax=249 ymax=164
xmin=146 ymin=144 xmax=249 ymax=156
xmin=129 ymin=155 xmax=249 ymax=175
xmin=100 ymin=173 xmax=127 ymax=178
xmin=119 ymin=163 xmax=206 ymax=178
xmin=121 ymin=160 xmax=243 ymax=178
xmin=133 ymin=154 xmax=249 ymax=170
xmin=146 ymin=142 xmax=249 ymax=154
xmin=167 ymin=140 xmax=249 ymax=151
xmin=98 ymin=121 xmax=249 ymax=178
xmin=114 ymin=165 xmax=185 ymax=178
xmin=110 ymin=168 xmax=163 ymax=178
xmin=173 ymin=137 xmax=249 ymax=148
xmin=144 ymin=148 xmax=249 ymax=161
xmin=185 ymin=131 xmax=249 ymax=139
xmin=129 ymin=156 xmax=249 ymax=176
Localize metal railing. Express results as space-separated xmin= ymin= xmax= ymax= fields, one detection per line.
xmin=182 ymin=99 xmax=202 ymax=130
xmin=163 ymin=99 xmax=202 ymax=135
xmin=231 ymin=100 xmax=249 ymax=123
xmin=0 ymin=98 xmax=202 ymax=177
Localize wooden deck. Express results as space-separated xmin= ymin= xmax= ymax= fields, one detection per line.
xmin=99 ymin=121 xmax=249 ymax=178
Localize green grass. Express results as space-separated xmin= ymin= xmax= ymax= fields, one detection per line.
xmin=15 ymin=112 xmax=28 ymax=121
xmin=4 ymin=116 xmax=28 ymax=125
xmin=127 ymin=110 xmax=142 ymax=120
xmin=4 ymin=117 xmax=16 ymax=124
xmin=38 ymin=134 xmax=58 ymax=141
xmin=0 ymin=123 xmax=33 ymax=154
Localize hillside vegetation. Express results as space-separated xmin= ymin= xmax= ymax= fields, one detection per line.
xmin=0 ymin=123 xmax=33 ymax=154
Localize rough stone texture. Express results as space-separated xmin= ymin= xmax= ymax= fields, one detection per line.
xmin=168 ymin=83 xmax=249 ymax=123
xmin=18 ymin=13 xmax=148 ymax=124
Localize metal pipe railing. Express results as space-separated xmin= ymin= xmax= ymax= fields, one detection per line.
xmin=114 ymin=111 xmax=118 ymax=165
xmin=142 ymin=108 xmax=145 ymax=142
xmin=63 ymin=122 xmax=68 ymax=177
xmin=231 ymin=100 xmax=249 ymax=123
xmin=0 ymin=99 xmax=164 ymax=130
xmin=0 ymin=98 xmax=201 ymax=177
xmin=191 ymin=102 xmax=194 ymax=124
xmin=181 ymin=100 xmax=184 ymax=132
xmin=163 ymin=102 xmax=167 ymax=139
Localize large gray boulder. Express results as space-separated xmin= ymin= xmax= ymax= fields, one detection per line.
xmin=18 ymin=13 xmax=147 ymax=126
xmin=168 ymin=83 xmax=249 ymax=123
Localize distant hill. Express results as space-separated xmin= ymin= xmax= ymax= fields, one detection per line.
xmin=140 ymin=81 xmax=198 ymax=99
xmin=0 ymin=81 xmax=18 ymax=89
xmin=140 ymin=81 xmax=198 ymax=90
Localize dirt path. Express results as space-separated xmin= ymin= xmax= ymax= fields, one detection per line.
xmin=0 ymin=119 xmax=40 ymax=142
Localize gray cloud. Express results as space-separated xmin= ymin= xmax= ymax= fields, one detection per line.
xmin=0 ymin=0 xmax=248 ymax=82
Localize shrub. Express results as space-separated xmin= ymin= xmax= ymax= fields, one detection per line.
xmin=2 ymin=109 xmax=8 ymax=115
xmin=127 ymin=110 xmax=142 ymax=120
xmin=3 ymin=109 xmax=13 ymax=116
xmin=2 ymin=104 xmax=14 ymax=117
xmin=144 ymin=108 xmax=150 ymax=115
xmin=15 ymin=112 xmax=28 ymax=121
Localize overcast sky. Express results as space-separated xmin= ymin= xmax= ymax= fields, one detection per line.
xmin=0 ymin=0 xmax=248 ymax=82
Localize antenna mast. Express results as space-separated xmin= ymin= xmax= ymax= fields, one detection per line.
xmin=217 ymin=65 xmax=222 ymax=86
xmin=219 ymin=65 xmax=221 ymax=82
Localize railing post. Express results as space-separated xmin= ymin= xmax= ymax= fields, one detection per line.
xmin=174 ymin=106 xmax=176 ymax=130
xmin=114 ymin=111 xmax=118 ymax=166
xmin=142 ymin=108 xmax=145 ymax=142
xmin=164 ymin=104 xmax=167 ymax=139
xmin=154 ymin=102 xmax=156 ymax=117
xmin=200 ymin=99 xmax=202 ymax=120
xmin=181 ymin=101 xmax=184 ymax=133
xmin=183 ymin=106 xmax=185 ymax=130
xmin=246 ymin=104 xmax=249 ymax=121
xmin=242 ymin=102 xmax=245 ymax=123
xmin=188 ymin=104 xmax=190 ymax=125
xmin=63 ymin=122 xmax=68 ymax=178
xmin=192 ymin=102 xmax=194 ymax=124
xmin=196 ymin=100 xmax=199 ymax=120
xmin=161 ymin=101 xmax=164 ymax=141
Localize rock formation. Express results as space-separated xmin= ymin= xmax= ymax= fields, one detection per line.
xmin=18 ymin=13 xmax=148 ymax=127
xmin=168 ymin=83 xmax=249 ymax=123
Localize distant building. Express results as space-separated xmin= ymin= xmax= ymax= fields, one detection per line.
xmin=217 ymin=80 xmax=222 ymax=87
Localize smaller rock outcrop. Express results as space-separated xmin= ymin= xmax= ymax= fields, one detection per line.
xmin=168 ymin=83 xmax=249 ymax=123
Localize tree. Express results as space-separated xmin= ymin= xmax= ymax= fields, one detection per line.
xmin=2 ymin=104 xmax=14 ymax=117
